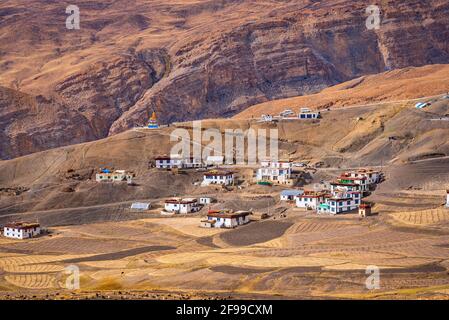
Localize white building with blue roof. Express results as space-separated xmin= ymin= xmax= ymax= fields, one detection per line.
xmin=280 ymin=190 xmax=304 ymax=201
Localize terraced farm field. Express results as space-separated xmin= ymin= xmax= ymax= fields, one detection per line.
xmin=0 ymin=205 xmax=448 ymax=299
xmin=391 ymin=209 xmax=449 ymax=227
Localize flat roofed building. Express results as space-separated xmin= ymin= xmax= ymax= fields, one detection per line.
xmin=281 ymin=190 xmax=304 ymax=201
xmin=155 ymin=156 xmax=205 ymax=169
xmin=317 ymin=193 xmax=361 ymax=215
xmin=295 ymin=191 xmax=327 ymax=210
xmin=199 ymin=197 xmax=215 ymax=204
xmin=298 ymin=110 xmax=321 ymax=119
xmin=96 ymin=169 xmax=135 ymax=183
xmin=359 ymin=203 xmax=372 ymax=217
xmin=260 ymin=114 xmax=274 ymax=122
xmin=155 ymin=156 xmax=184 ymax=169
xmin=183 ymin=157 xmax=204 ymax=169
xmin=202 ymin=171 xmax=234 ymax=186
xmin=317 ymin=198 xmax=358 ymax=215
xmin=256 ymin=161 xmax=295 ymax=186
xmin=260 ymin=160 xmax=293 ymax=169
xmin=330 ymin=181 xmax=363 ymax=194
xmin=336 ymin=175 xmax=369 ymax=192
xmin=201 ymin=210 xmax=251 ymax=229
xmin=344 ymin=169 xmax=383 ymax=185
xmin=164 ymin=198 xmax=201 ymax=214
xmin=3 ymin=222 xmax=41 ymax=239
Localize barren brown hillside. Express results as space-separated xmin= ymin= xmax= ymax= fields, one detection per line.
xmin=1 ymin=0 xmax=449 ymax=159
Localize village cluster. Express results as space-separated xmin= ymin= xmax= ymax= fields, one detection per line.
xmin=280 ymin=167 xmax=383 ymax=216
xmin=95 ymin=158 xmax=385 ymax=226
xmin=95 ymin=158 xmax=387 ymax=216
xmin=0 ymin=157 xmax=388 ymax=239
xmin=3 ymin=108 xmax=449 ymax=240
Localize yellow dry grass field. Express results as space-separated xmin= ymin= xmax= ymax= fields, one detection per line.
xmin=390 ymin=208 xmax=449 ymax=227
xmin=5 ymin=274 xmax=57 ymax=290
xmin=240 ymin=256 xmax=345 ymax=268
xmin=81 ymin=260 xmax=132 ymax=270
xmin=0 ymin=254 xmax=89 ymax=271
xmin=145 ymin=218 xmax=225 ymax=237
xmin=0 ymin=205 xmax=448 ymax=298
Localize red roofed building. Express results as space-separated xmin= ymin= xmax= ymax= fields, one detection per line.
xmin=317 ymin=192 xmax=361 ymax=215
xmin=336 ymin=174 xmax=369 ymax=192
xmin=295 ymin=191 xmax=328 ymax=210
xmin=343 ymin=169 xmax=383 ymax=185
xmin=200 ymin=210 xmax=251 ymax=229
xmin=164 ymin=198 xmax=201 ymax=214
xmin=359 ymin=203 xmax=373 ymax=217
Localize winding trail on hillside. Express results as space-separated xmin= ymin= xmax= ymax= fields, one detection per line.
xmin=324 ymin=93 xmax=446 ymax=113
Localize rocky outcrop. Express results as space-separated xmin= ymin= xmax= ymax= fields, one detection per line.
xmin=110 ymin=0 xmax=449 ymax=132
xmin=0 ymin=49 xmax=168 ymax=159
xmin=0 ymin=0 xmax=449 ymax=158
xmin=54 ymin=49 xmax=168 ymax=137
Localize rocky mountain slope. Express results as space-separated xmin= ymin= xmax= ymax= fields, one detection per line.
xmin=1 ymin=0 xmax=449 ymax=159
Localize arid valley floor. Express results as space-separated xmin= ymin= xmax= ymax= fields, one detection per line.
xmin=0 ymin=171 xmax=449 ymax=300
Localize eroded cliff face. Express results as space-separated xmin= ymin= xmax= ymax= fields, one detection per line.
xmin=0 ymin=49 xmax=168 ymax=159
xmin=54 ymin=49 xmax=169 ymax=137
xmin=0 ymin=0 xmax=448 ymax=159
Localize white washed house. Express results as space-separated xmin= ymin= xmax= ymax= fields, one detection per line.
xmin=280 ymin=190 xmax=304 ymax=201
xmin=260 ymin=114 xmax=274 ymax=122
xmin=155 ymin=156 xmax=184 ymax=169
xmin=164 ymin=198 xmax=201 ymax=214
xmin=295 ymin=191 xmax=327 ymax=210
xmin=201 ymin=211 xmax=251 ymax=229
xmin=202 ymin=171 xmax=234 ymax=186
xmin=155 ymin=156 xmax=205 ymax=169
xmin=183 ymin=157 xmax=204 ymax=169
xmin=199 ymin=197 xmax=215 ymax=205
xmin=96 ymin=170 xmax=135 ymax=183
xmin=336 ymin=175 xmax=370 ymax=192
xmin=256 ymin=161 xmax=295 ymax=185
xmin=259 ymin=160 xmax=293 ymax=169
xmin=3 ymin=223 xmax=41 ymax=240
xmin=298 ymin=108 xmax=321 ymax=119
xmin=330 ymin=181 xmax=364 ymax=194
xmin=344 ymin=169 xmax=383 ymax=185
xmin=317 ymin=192 xmax=361 ymax=215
